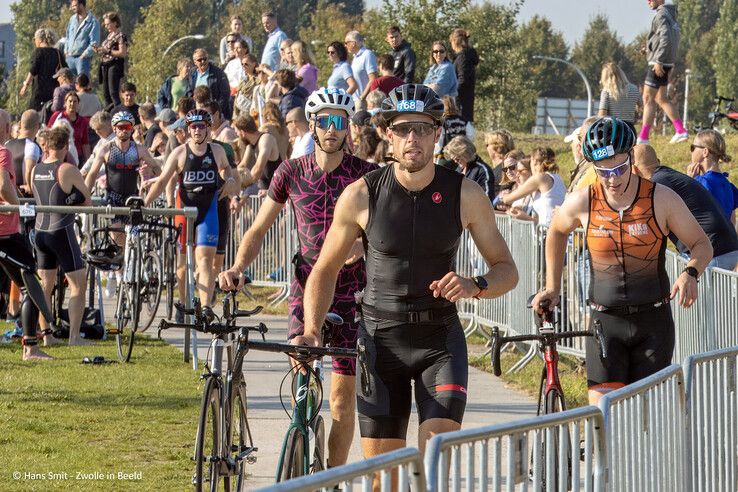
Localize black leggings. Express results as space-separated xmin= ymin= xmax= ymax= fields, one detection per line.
xmin=101 ymin=61 xmax=124 ymax=107
xmin=0 ymin=234 xmax=47 ymax=345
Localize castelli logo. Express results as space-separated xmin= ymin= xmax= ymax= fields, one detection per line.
xmin=432 ymin=192 xmax=442 ymax=204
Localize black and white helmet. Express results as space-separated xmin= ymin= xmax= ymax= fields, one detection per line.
xmin=305 ymin=87 xmax=355 ymax=120
xmin=381 ymin=84 xmax=444 ymax=123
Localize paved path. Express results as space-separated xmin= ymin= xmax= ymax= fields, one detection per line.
xmin=104 ymin=295 xmax=536 ymax=489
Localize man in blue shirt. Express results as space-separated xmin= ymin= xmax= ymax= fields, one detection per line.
xmin=260 ymin=12 xmax=288 ymax=72
xmin=191 ymin=49 xmax=232 ymax=120
xmin=344 ymin=31 xmax=377 ymax=101
xmin=64 ymin=0 xmax=100 ymax=77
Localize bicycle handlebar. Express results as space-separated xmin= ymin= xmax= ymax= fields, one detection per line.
xmin=158 ymin=318 xmax=268 ymax=337
xmin=247 ymin=340 xmax=357 ymax=359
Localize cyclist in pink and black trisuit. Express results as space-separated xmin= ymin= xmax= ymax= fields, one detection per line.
xmin=219 ymin=88 xmax=376 ymax=468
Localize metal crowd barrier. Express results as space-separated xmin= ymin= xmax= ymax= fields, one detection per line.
xmin=597 ymin=364 xmax=688 ymax=492
xmin=255 ymin=447 xmax=426 ymax=492
xmin=683 ymin=346 xmax=738 ymax=492
xmin=423 ymin=405 xmax=606 ymax=491
xmin=0 ymin=202 xmax=201 ymax=369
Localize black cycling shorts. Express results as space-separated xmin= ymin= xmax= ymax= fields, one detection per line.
xmin=644 ymin=65 xmax=672 ymax=89
xmin=586 ymin=304 xmax=674 ymax=388
xmin=357 ymin=313 xmax=468 ymax=440
xmin=35 ymin=226 xmax=85 ymax=273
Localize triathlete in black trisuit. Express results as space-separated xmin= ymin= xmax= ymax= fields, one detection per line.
xmin=532 ymin=117 xmax=713 ymax=404
xmin=297 ymin=85 xmax=518 ymax=461
xmin=32 ymin=127 xmax=92 ymax=346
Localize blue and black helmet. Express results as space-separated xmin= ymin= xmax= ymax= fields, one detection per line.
xmin=185 ymin=109 xmax=212 ymax=126
xmin=582 ymin=117 xmax=636 ymax=163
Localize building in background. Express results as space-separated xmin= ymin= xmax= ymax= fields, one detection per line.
xmin=0 ymin=23 xmax=16 ymax=79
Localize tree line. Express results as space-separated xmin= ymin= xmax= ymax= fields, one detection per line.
xmin=3 ymin=0 xmax=738 ymax=132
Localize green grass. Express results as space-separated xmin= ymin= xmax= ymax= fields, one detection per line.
xmin=237 ymin=285 xmax=289 ymax=316
xmin=476 ymin=133 xmax=738 ymax=186
xmin=469 ymin=347 xmax=589 ymax=409
xmin=0 ymin=336 xmax=202 ymax=491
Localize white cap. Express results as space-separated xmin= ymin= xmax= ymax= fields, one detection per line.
xmin=563 ymin=126 xmax=582 ymax=143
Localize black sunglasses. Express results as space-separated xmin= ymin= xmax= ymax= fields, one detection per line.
xmin=690 ymin=144 xmax=705 ymax=152
xmin=432 ymin=49 xmax=446 ymax=54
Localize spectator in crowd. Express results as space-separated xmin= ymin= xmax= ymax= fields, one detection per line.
xmin=449 ymin=28 xmax=479 ymax=123
xmin=93 ymin=11 xmax=127 ymax=108
xmin=49 ymin=118 xmax=79 ymax=167
xmin=191 ymin=48 xmax=231 ymax=119
xmin=496 ymin=150 xmax=534 ymax=219
xmin=207 ymin=100 xmax=238 ymax=142
xmin=639 ymin=0 xmax=686 ymax=145
xmin=687 ymin=130 xmax=738 ymax=224
xmin=443 ymin=136 xmax=496 ymax=203
xmin=20 ymin=28 xmax=66 ymax=112
xmin=598 ymin=62 xmax=640 ymax=131
xmin=5 ymin=109 xmax=42 ymax=196
xmin=235 ymin=114 xmax=281 ymax=192
xmin=285 ymin=107 xmax=314 ymax=159
xmin=484 ymin=129 xmax=515 ymax=194
xmin=564 ymin=116 xmax=599 ymax=192
xmin=436 ymin=96 xmax=469 ymax=170
xmin=387 ymin=26 xmax=416 ymax=83
xmin=423 ymin=40 xmax=458 ymax=98
xmin=81 ymin=111 xmax=113 ymax=176
xmin=361 ymin=54 xmax=403 ymax=102
xmin=349 ymin=109 xmax=371 ymax=148
xmin=291 ymin=41 xmax=318 ymax=93
xmin=494 ymin=147 xmax=565 ymax=226
xmin=365 ymin=89 xmax=386 ymax=113
xmin=356 ymin=126 xmax=382 ymax=163
xmin=64 ymin=0 xmax=100 ymax=77
xmin=224 ymin=38 xmax=250 ymax=95
xmin=275 ymin=69 xmax=309 ymax=119
xmin=157 ymin=58 xmax=194 ymax=110
xmin=634 ymin=144 xmax=738 ymax=270
xmin=260 ymin=12 xmax=288 ymax=72
xmin=75 ymin=74 xmax=102 ymax=117
xmin=260 ymin=102 xmax=290 ymax=161
xmin=326 ymin=41 xmax=357 ymax=94
xmin=279 ymin=39 xmax=297 ymax=71
xmin=154 ymin=108 xmax=177 ymax=134
xmin=192 ymin=86 xmax=212 ymax=109
xmin=50 ymin=68 xmax=76 ymax=113
xmin=233 ymin=54 xmax=259 ymax=119
xmin=251 ymin=67 xmax=280 ymax=123
xmin=345 ymin=31 xmax=378 ymax=100
xmin=220 ymin=15 xmax=253 ymax=65
xmin=138 ymin=102 xmax=161 ymax=150
xmin=111 ymin=82 xmax=141 ymax=126
xmin=48 ymin=91 xmax=90 ymax=164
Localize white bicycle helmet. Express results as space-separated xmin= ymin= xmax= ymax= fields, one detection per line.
xmin=305 ymin=87 xmax=355 ymax=120
xmin=111 ymin=111 xmax=135 ymax=126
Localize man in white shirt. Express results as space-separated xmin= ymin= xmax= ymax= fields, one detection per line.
xmin=80 ymin=111 xmax=114 ymax=176
xmin=224 ymin=38 xmax=249 ymax=95
xmin=345 ymin=31 xmax=378 ymax=101
xmin=286 ymin=107 xmax=314 ymax=159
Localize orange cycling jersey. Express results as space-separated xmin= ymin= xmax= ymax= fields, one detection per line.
xmin=586 ymin=177 xmax=670 ymax=307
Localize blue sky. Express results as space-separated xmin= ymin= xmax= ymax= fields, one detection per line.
xmin=1 ymin=0 xmax=655 ymax=47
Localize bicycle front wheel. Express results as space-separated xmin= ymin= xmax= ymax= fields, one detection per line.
xmin=194 ymin=377 xmax=222 ymax=492
xmin=115 ymin=286 xmax=135 ymax=362
xmin=543 ymin=389 xmax=571 ymax=490
xmin=139 ymin=251 xmax=162 ymax=332
xmin=310 ymin=415 xmax=326 ymax=474
xmin=163 ymin=242 xmax=176 ymax=320
xmin=278 ymin=428 xmax=305 ymax=482
xmin=231 ymin=381 xmax=255 ymax=492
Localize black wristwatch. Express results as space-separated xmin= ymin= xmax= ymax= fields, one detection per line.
xmin=682 ymin=266 xmax=699 ymax=281
xmin=472 ymin=275 xmax=488 ymax=299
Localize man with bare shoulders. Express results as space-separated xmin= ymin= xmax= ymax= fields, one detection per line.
xmin=532 ymin=117 xmax=712 ymax=405
xmin=295 ymin=85 xmax=518 ymax=460
xmin=144 ymin=109 xmax=239 ymax=317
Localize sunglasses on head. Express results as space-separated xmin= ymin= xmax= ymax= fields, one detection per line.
xmin=188 ymin=122 xmax=208 ymax=130
xmin=593 ymin=156 xmax=631 ymax=179
xmin=115 ymin=123 xmax=133 ymax=131
xmin=389 ymin=122 xmax=437 ymax=138
xmin=314 ymin=114 xmax=347 ymax=131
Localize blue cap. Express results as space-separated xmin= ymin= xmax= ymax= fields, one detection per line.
xmin=167 ymin=117 xmax=186 ymax=131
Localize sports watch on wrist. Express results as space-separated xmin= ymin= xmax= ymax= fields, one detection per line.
xmin=682 ymin=266 xmax=699 ymax=281
xmin=472 ymin=275 xmax=488 ymax=299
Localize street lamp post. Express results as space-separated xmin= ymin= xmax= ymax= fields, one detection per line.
xmin=683 ymin=69 xmax=692 ymax=128
xmin=163 ymin=34 xmax=206 ymax=58
xmin=533 ymin=55 xmax=593 ymax=117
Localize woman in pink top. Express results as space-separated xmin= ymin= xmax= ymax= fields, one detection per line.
xmin=291 ymin=41 xmax=318 ymax=93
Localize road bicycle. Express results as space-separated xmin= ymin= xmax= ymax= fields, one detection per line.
xmin=696 ymin=95 xmax=738 ymax=131
xmin=490 ymin=295 xmax=606 ymax=488
xmin=158 ymin=293 xmax=357 ymax=491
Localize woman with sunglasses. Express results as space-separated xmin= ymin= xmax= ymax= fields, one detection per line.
xmin=493 ymin=147 xmax=564 ymax=226
xmin=532 ymin=117 xmax=712 ymax=406
xmin=423 ymin=41 xmax=458 ymax=98
xmin=496 ymin=150 xmax=533 ymax=216
xmin=326 ymin=41 xmax=358 ymax=95
xmin=686 ymin=130 xmax=738 ymax=225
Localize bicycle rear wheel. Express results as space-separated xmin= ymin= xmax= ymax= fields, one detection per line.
xmin=139 ymin=251 xmax=162 ymax=332
xmin=278 ymin=428 xmax=305 ymax=482
xmin=194 ymin=378 xmax=222 ymax=492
